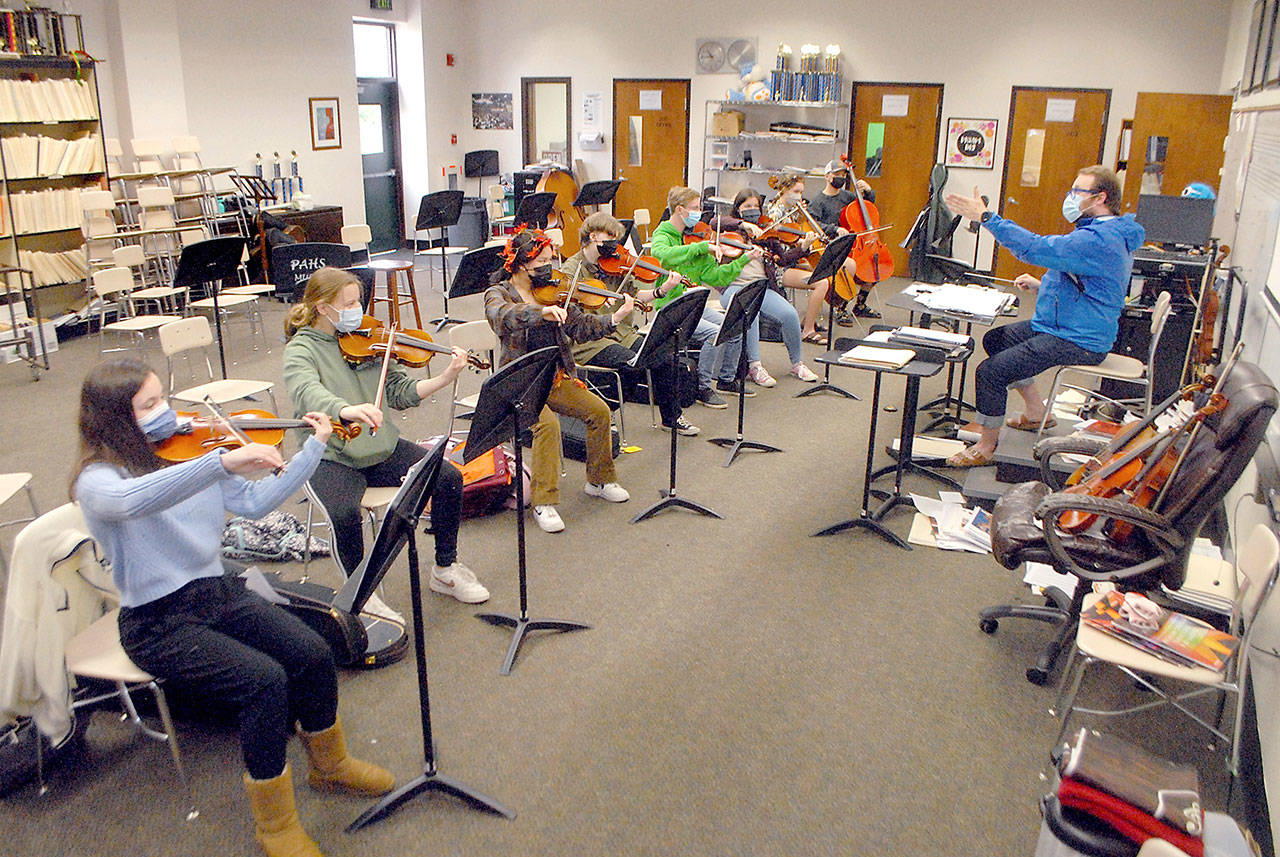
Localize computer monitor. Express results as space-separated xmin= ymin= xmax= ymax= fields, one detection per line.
xmin=1135 ymin=194 xmax=1214 ymax=247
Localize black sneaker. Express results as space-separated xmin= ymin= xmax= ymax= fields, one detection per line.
xmin=835 ymin=309 xmax=859 ymax=327
xmin=852 ymin=303 xmax=881 ymax=319
xmin=663 ymin=417 xmax=701 ymax=436
xmin=715 ymin=379 xmax=757 ymax=398
xmin=695 ymin=386 xmax=728 ymax=408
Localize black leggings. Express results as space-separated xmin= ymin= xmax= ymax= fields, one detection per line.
xmin=587 ymin=340 xmax=681 ymax=425
xmin=118 ymin=576 xmax=337 ymax=780
xmin=308 ymin=438 xmax=463 ymax=575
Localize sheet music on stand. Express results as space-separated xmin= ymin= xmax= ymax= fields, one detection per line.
xmin=911 ymin=283 xmax=1013 ymax=322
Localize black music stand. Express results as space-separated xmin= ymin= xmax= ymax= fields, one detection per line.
xmin=416 ymin=190 xmax=466 ymax=330
xmin=796 ymin=232 xmax=860 ymax=401
xmin=707 ymin=279 xmax=781 ymax=467
xmin=343 ymin=437 xmax=514 ymax=831
xmin=463 ymin=347 xmax=587 ymax=675
xmin=511 ymin=191 xmax=557 ymax=228
xmin=463 ymin=149 xmax=499 ymax=197
xmin=448 ymin=244 xmax=504 ymax=303
xmin=172 ymin=236 xmax=247 ymax=377
xmin=627 ymin=289 xmax=721 ymax=523
xmin=572 ymin=180 xmax=621 ymax=208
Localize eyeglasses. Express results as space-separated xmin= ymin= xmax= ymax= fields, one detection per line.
xmin=1067 ymin=186 xmax=1098 ymax=197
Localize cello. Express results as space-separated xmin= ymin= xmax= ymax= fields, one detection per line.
xmin=837 ymin=153 xmax=894 ymax=287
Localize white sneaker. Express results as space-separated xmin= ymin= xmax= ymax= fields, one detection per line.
xmin=584 ymin=482 xmax=630 ymax=503
xmin=430 ymin=562 xmax=490 ymax=604
xmin=533 ymin=504 xmax=565 ymax=532
xmin=747 ymin=363 xmax=777 ymax=387
xmin=790 ymin=362 xmax=819 ymax=382
xmin=362 ymin=592 xmax=405 ymax=625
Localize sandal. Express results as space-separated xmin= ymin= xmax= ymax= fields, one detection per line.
xmin=1005 ymin=413 xmax=1056 ymax=431
xmin=945 ymin=447 xmax=994 ymax=468
xmin=801 ymin=331 xmax=828 ymax=346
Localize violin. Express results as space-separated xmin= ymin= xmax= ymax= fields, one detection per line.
xmin=155 ymin=409 xmax=360 ymax=462
xmin=682 ymin=220 xmax=752 ymax=258
xmin=791 ymin=202 xmax=859 ymax=304
xmin=339 ymin=315 xmax=490 ymax=370
xmin=530 ymin=269 xmax=652 ymax=312
xmin=837 ymin=153 xmax=894 ymax=285
xmin=596 ymin=245 xmax=675 ymax=284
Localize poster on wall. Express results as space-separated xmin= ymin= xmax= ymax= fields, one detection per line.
xmin=472 ymin=93 xmax=513 ymax=130
xmin=309 ymin=97 xmax=342 ymax=150
xmin=945 ymin=117 xmax=997 ymax=170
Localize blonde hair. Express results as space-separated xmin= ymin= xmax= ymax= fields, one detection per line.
xmin=579 ymin=211 xmax=623 ymax=245
xmin=767 ymin=172 xmax=805 ymax=196
xmin=284 ymin=266 xmax=361 ymax=337
xmin=666 ymin=186 xmax=700 ymax=214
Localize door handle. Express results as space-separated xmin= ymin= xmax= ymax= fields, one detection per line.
xmin=363 ymin=169 xmax=396 ymax=179
xmin=1006 ymin=197 xmax=1018 ymax=205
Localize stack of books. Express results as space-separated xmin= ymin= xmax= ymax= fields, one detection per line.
xmin=837 ymin=344 xmax=914 ymax=369
xmin=1081 ymin=589 xmax=1239 ymax=672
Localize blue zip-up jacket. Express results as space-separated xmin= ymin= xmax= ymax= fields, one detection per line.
xmin=983 ymin=213 xmax=1146 ymax=353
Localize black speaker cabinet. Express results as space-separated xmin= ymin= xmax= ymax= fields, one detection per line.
xmin=513 ymin=170 xmax=541 ymax=207
xmin=1099 ymin=303 xmax=1194 ymax=404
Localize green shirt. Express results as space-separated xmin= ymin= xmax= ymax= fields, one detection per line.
xmin=649 ymin=221 xmax=753 ymax=308
xmin=283 ymin=325 xmax=422 ymax=469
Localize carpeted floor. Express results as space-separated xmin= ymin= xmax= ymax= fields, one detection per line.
xmin=0 ymin=273 xmax=1240 ymax=856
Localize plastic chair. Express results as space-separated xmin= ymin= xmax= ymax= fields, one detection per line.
xmin=81 ymin=189 xmax=122 ymax=275
xmin=137 ymin=185 xmax=181 ymax=284
xmin=447 ymin=319 xmax=498 ymax=418
xmin=0 ymin=472 xmax=38 ymax=577
xmin=91 ymin=268 xmax=179 ymax=353
xmin=157 ymin=316 xmax=276 ymax=409
xmin=632 ymin=208 xmax=652 ymax=250
xmin=300 ymin=484 xmax=400 ymax=580
xmin=114 ymin=244 xmax=186 ymax=315
xmin=1040 ymin=291 xmax=1172 ymax=434
xmin=1050 ymin=524 xmax=1280 ymax=779
xmin=341 ymin=223 xmax=372 ymax=266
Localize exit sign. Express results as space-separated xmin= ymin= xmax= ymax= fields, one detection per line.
xmin=370 ymin=0 xmax=392 ymax=9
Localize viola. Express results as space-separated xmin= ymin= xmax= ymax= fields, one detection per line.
xmin=837 ymin=153 xmax=894 ymax=285
xmin=339 ymin=315 xmax=490 ymax=370
xmin=155 ymin=409 xmax=360 ymax=462
xmin=1055 ymin=425 xmax=1163 ymax=534
xmin=530 ymin=269 xmax=651 ymax=312
xmin=596 ymin=246 xmax=675 ymax=284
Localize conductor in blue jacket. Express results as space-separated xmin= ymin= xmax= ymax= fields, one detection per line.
xmin=943 ymin=166 xmax=1145 ymax=467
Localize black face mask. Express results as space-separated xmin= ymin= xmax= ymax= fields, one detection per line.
xmin=528 ymin=264 xmax=554 ymax=286
xmin=738 ymin=208 xmax=761 ymax=223
xmin=597 ymin=240 xmax=619 ymax=258
xmin=829 ymin=176 xmax=848 ymax=190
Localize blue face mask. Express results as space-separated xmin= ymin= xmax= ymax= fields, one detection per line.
xmin=138 ymin=402 xmax=179 ymax=442
xmin=684 ymin=211 xmax=702 ymax=229
xmin=331 ymin=305 xmax=364 ymax=334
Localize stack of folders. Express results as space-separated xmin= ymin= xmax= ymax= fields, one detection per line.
xmin=886 ymin=325 xmax=970 ymax=356
xmin=0 ymin=78 xmax=98 ymax=122
xmin=5 ymin=186 xmax=82 ymax=234
xmin=17 ymin=248 xmax=89 ymax=287
xmin=0 ymin=133 xmax=104 ymax=178
xmin=838 ymin=343 xmax=914 ymax=369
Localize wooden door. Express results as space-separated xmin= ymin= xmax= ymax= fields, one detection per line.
xmin=612 ymin=79 xmax=690 ymax=221
xmin=849 ymin=82 xmax=944 ymax=276
xmin=1120 ymin=92 xmax=1232 ymax=214
xmin=995 ymin=87 xmax=1111 ymax=280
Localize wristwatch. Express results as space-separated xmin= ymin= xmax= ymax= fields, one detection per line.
xmin=980 ymin=211 xmax=993 ymax=224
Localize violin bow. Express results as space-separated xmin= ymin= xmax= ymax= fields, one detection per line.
xmin=370 ymin=322 xmax=396 ymax=437
xmin=202 ymin=395 xmax=283 ymax=474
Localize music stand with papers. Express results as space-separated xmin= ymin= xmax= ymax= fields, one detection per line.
xmin=463 ymin=347 xmax=589 ymax=675
xmin=415 ymin=190 xmax=466 ymax=330
xmin=627 ymin=289 xmax=722 ymax=523
xmin=707 ymin=278 xmax=781 ymax=467
xmin=343 ymin=437 xmax=514 ymax=831
xmin=796 ymin=232 xmax=860 ymax=401
xmin=172 ymin=236 xmax=247 ymax=377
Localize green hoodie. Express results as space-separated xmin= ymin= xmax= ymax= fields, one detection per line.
xmin=649 ymin=220 xmax=753 ymax=308
xmin=283 ymin=325 xmax=422 ymax=469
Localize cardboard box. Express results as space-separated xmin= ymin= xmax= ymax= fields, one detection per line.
xmin=710 ymin=110 xmax=744 ymax=136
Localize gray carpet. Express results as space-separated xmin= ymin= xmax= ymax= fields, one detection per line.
xmin=0 ymin=276 xmax=1236 ymax=856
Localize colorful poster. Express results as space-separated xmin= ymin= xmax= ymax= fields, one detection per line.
xmin=946 ymin=117 xmax=997 ymax=170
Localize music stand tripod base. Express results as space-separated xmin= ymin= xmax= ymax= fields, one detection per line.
xmin=707 ymin=278 xmax=784 ymax=467
xmin=474 ymin=610 xmax=591 ymax=676
xmin=812 ymin=515 xmax=911 ymax=550
xmin=796 ymin=231 xmax=860 ymax=401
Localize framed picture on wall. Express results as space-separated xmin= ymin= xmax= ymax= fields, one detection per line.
xmin=944 ymin=117 xmax=998 ymax=169
xmin=309 ymin=97 xmax=342 ymax=150
xmin=1256 ymin=0 xmax=1278 ymax=90
xmin=1243 ymin=0 xmax=1264 ymax=92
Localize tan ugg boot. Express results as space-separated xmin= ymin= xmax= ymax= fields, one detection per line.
xmin=299 ymin=716 xmax=395 ymax=796
xmin=242 ymin=764 xmax=323 ymax=857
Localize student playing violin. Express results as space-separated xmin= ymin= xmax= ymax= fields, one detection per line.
xmin=561 ymin=211 xmax=701 ymax=436
xmin=72 ymin=358 xmax=391 ymax=857
xmin=484 ymin=226 xmax=633 ymax=534
xmin=649 ymin=185 xmax=765 ymax=407
xmin=283 ymin=266 xmax=489 ymax=617
xmin=762 ymin=172 xmax=835 ymax=343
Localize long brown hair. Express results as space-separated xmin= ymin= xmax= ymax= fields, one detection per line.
xmin=284 ymin=266 xmax=361 ymax=337
xmin=70 ymin=358 xmax=168 ymax=497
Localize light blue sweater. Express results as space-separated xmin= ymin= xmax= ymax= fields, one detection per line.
xmin=75 ymin=437 xmax=325 ymax=608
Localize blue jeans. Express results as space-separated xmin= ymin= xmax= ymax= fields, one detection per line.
xmin=719 ymin=284 xmax=805 ymax=370
xmin=688 ymin=304 xmax=741 ymax=387
xmin=973 ymin=320 xmax=1108 ymax=427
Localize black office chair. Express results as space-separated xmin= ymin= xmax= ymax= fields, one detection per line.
xmin=983 ymin=361 xmax=1277 ymax=685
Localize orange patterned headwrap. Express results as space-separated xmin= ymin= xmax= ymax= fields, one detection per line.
xmin=500 ymin=224 xmax=553 ymax=273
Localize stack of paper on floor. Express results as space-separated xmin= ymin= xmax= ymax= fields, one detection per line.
xmin=910 ymin=491 xmax=992 ymax=553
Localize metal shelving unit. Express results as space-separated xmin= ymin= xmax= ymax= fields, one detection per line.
xmin=702 ymin=97 xmax=848 ymax=198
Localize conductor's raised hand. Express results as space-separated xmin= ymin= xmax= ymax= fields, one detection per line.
xmin=339 ymin=402 xmax=383 ymax=431
xmin=541 ymin=304 xmax=568 ymax=324
xmin=944 ymin=185 xmax=988 ymax=222
xmin=1013 ymin=273 xmax=1041 ymax=291
xmin=220 ymin=442 xmax=285 ymax=475
xmin=300 ymin=411 xmax=333 ymax=445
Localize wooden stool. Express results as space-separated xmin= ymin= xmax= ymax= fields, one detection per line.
xmin=367 ymin=258 xmax=422 ymax=328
